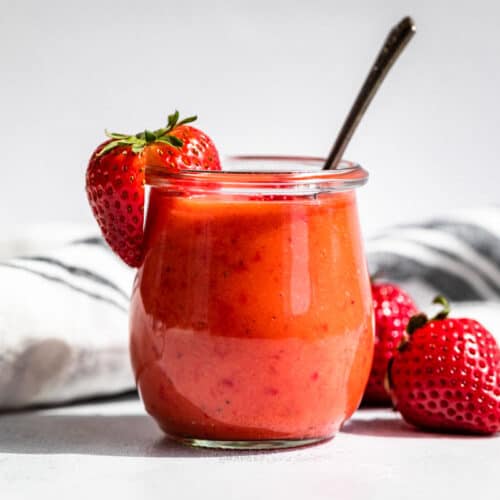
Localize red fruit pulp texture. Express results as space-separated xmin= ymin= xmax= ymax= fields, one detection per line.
xmin=363 ymin=283 xmax=417 ymax=405
xmin=390 ymin=317 xmax=500 ymax=434
xmin=130 ymin=188 xmax=374 ymax=441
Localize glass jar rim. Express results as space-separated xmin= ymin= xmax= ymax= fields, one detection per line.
xmin=146 ymin=155 xmax=368 ymax=195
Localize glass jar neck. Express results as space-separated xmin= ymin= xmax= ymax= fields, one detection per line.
xmin=146 ymin=156 xmax=368 ymax=197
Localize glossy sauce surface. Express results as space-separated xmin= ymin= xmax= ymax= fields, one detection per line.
xmin=130 ymin=188 xmax=374 ymax=440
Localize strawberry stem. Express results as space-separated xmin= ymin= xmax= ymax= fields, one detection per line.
xmin=432 ymin=295 xmax=451 ymax=320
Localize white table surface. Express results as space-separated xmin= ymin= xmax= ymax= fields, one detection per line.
xmin=1 ymin=395 xmax=497 ymax=500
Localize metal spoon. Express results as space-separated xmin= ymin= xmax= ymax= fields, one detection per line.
xmin=323 ymin=16 xmax=416 ymax=170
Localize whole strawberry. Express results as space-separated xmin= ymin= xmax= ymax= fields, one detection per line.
xmin=85 ymin=111 xmax=221 ymax=267
xmin=389 ymin=296 xmax=500 ymax=434
xmin=363 ymin=282 xmax=418 ymax=405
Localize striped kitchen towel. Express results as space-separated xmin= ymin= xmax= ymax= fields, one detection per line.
xmin=0 ymin=231 xmax=135 ymax=410
xmin=367 ymin=207 xmax=500 ymax=306
xmin=0 ymin=208 xmax=499 ymax=410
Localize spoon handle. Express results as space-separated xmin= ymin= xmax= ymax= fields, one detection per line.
xmin=323 ymin=16 xmax=416 ymax=170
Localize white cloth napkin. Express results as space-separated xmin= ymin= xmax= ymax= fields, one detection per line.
xmin=0 ymin=228 xmax=135 ymax=409
xmin=1 ymin=208 xmax=499 ymax=410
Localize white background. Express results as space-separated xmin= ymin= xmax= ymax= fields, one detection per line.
xmin=1 ymin=0 xmax=499 ymax=237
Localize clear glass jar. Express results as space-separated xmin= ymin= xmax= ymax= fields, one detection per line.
xmin=130 ymin=156 xmax=373 ymax=449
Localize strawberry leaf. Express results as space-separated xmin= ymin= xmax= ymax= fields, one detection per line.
xmin=144 ymin=129 xmax=156 ymax=142
xmin=152 ymin=126 xmax=167 ymax=137
xmin=167 ymin=110 xmax=179 ymax=131
xmin=105 ymin=130 xmax=129 ymax=139
xmin=98 ymin=140 xmax=131 ymax=156
xmin=406 ymin=313 xmax=429 ymax=335
xmin=177 ymin=115 xmax=197 ymax=126
xmin=156 ymin=135 xmax=183 ymax=148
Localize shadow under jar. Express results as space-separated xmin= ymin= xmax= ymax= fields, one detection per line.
xmin=130 ymin=156 xmax=374 ymax=449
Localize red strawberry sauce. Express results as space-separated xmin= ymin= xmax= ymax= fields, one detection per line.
xmin=130 ymin=167 xmax=373 ymax=443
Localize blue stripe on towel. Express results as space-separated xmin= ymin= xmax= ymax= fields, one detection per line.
xmin=18 ymin=255 xmax=130 ymax=300
xmin=0 ymin=262 xmax=128 ymax=313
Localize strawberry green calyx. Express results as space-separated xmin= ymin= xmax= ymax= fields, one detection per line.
xmin=406 ymin=295 xmax=451 ymax=335
xmin=97 ymin=110 xmax=197 ymax=157
xmin=406 ymin=313 xmax=428 ymax=336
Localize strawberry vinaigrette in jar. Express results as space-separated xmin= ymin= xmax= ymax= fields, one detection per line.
xmin=130 ymin=156 xmax=374 ymax=449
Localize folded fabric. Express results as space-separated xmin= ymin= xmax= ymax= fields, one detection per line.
xmin=0 ymin=234 xmax=135 ymax=410
xmin=367 ymin=207 xmax=500 ymax=305
xmin=0 ymin=208 xmax=498 ymax=410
